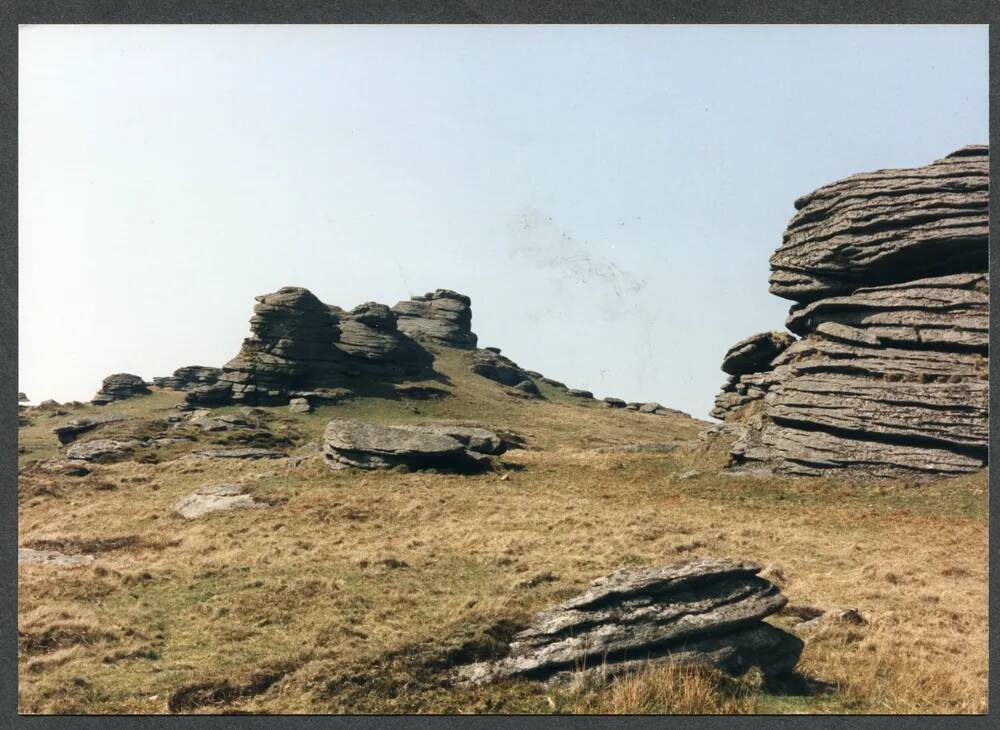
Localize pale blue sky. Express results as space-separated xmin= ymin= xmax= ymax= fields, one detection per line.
xmin=19 ymin=25 xmax=988 ymax=417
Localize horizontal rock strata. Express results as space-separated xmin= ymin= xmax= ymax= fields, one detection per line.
xmin=92 ymin=373 xmax=150 ymax=405
xmin=712 ymin=147 xmax=988 ymax=478
xmin=392 ymin=289 xmax=478 ymax=348
xmin=458 ymin=558 xmax=801 ymax=685
xmin=153 ymin=366 xmax=223 ymax=391
xmin=52 ymin=414 xmax=125 ymax=444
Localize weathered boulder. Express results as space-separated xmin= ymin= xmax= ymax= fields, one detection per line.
xmin=174 ymin=484 xmax=271 ymax=519
xmin=567 ymin=389 xmax=594 ymax=399
xmin=66 ymin=438 xmax=141 ymax=463
xmin=185 ymin=381 xmax=234 ymax=407
xmin=712 ymin=147 xmax=989 ymax=478
xmin=603 ymin=397 xmax=626 ymax=408
xmin=769 ymin=145 xmax=988 ymax=301
xmin=458 ymin=558 xmax=801 ymax=685
xmin=322 ymin=418 xmax=499 ymax=473
xmin=153 ymin=366 xmax=223 ymax=391
xmin=721 ymin=332 xmax=796 ymax=376
xmin=288 ymin=397 xmax=312 ymax=414
xmin=334 ymin=302 xmax=432 ymax=375
xmin=52 ymin=414 xmax=125 ymax=444
xmin=470 ymin=349 xmax=542 ymax=398
xmin=92 ymin=373 xmax=150 ymax=405
xmin=392 ymin=289 xmax=478 ymax=348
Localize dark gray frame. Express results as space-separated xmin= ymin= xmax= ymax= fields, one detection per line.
xmin=2 ymin=1 xmax=996 ymax=728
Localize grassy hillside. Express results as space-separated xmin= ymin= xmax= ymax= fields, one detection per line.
xmin=17 ymin=348 xmax=987 ymax=714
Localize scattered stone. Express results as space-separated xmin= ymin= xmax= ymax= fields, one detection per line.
xmin=392 ymin=289 xmax=478 ymax=348
xmin=66 ymin=439 xmax=141 ymax=463
xmin=603 ymin=397 xmax=626 ymax=408
xmin=322 ymin=418 xmax=500 ymax=473
xmin=540 ymin=377 xmax=567 ymax=389
xmin=174 ymin=484 xmax=271 ymax=519
xmin=92 ymin=373 xmax=150 ymax=405
xmin=153 ymin=366 xmax=223 ymax=391
xmin=678 ymin=469 xmax=701 ymax=480
xmin=288 ymin=398 xmax=312 ymax=414
xmin=593 ymin=443 xmax=678 ymax=454
xmin=52 ymin=414 xmax=125 ymax=444
xmin=18 ymin=547 xmax=95 ymax=568
xmin=191 ymin=448 xmax=285 ymax=460
xmin=458 ymin=558 xmax=802 ymax=685
xmin=507 ymin=380 xmax=542 ymax=399
xmin=567 ymin=389 xmax=594 ymax=399
xmin=796 ymin=608 xmax=867 ymax=632
xmin=32 ymin=459 xmax=91 ymax=477
xmin=188 ymin=414 xmax=252 ymax=432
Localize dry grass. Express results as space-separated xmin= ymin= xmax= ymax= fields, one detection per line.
xmin=17 ymin=348 xmax=988 ymax=714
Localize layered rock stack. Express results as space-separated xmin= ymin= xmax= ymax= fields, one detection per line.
xmin=205 ymin=287 xmax=479 ymax=407
xmin=712 ymin=146 xmax=988 ymax=477
xmin=92 ymin=373 xmax=150 ymax=405
xmin=459 ymin=559 xmax=802 ymax=685
xmin=392 ymin=289 xmax=478 ymax=348
xmin=152 ymin=366 xmax=223 ymax=391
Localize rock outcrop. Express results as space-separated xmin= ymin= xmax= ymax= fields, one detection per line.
xmin=334 ymin=302 xmax=432 ymax=376
xmin=52 ymin=414 xmax=125 ymax=444
xmin=322 ymin=418 xmax=503 ymax=473
xmin=205 ymin=286 xmax=482 ymax=407
xmin=458 ymin=558 xmax=801 ymax=685
xmin=153 ymin=366 xmax=223 ymax=391
xmin=392 ymin=289 xmax=477 ymax=348
xmin=92 ymin=373 xmax=150 ymax=405
xmin=712 ymin=147 xmax=988 ymax=478
xmin=470 ymin=349 xmax=542 ymax=398
xmin=66 ymin=438 xmax=141 ymax=463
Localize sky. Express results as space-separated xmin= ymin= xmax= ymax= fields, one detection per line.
xmin=18 ymin=25 xmax=988 ymax=418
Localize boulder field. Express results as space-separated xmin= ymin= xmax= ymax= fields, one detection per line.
xmin=711 ymin=146 xmax=988 ymax=478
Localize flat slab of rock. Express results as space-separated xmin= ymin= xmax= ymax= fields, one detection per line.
xmin=175 ymin=484 xmax=270 ymax=519
xmin=190 ymin=448 xmax=285 ymax=460
xmin=323 ymin=418 xmax=498 ymax=473
xmin=52 ymin=414 xmax=125 ymax=444
xmin=458 ymin=558 xmax=801 ymax=685
xmin=18 ymin=548 xmax=95 ymax=568
xmin=65 ymin=439 xmax=141 ymax=463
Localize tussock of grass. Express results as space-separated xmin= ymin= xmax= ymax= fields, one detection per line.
xmin=17 ymin=348 xmax=987 ymax=714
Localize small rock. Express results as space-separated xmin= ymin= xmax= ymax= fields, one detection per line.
xmin=18 ymin=547 xmax=95 ymax=568
xmin=175 ymin=484 xmax=271 ymax=519
xmin=190 ymin=448 xmax=285 ymax=460
xmin=288 ymin=398 xmax=312 ymax=414
xmin=66 ymin=439 xmax=141 ymax=463
xmin=603 ymin=397 xmax=626 ymax=408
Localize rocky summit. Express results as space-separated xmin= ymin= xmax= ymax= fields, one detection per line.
xmin=712 ymin=146 xmax=988 ymax=477
xmin=458 ymin=558 xmax=802 ymax=685
xmin=92 ymin=373 xmax=150 ymax=405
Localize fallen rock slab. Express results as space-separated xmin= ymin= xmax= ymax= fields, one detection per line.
xmin=18 ymin=547 xmax=95 ymax=568
xmin=323 ymin=418 xmax=499 ymax=473
xmin=175 ymin=484 xmax=271 ymax=519
xmin=191 ymin=448 xmax=286 ymax=460
xmin=66 ymin=439 xmax=141 ymax=463
xmin=457 ymin=558 xmax=801 ymax=685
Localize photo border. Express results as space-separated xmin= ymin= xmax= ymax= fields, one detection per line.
xmin=2 ymin=2 xmax=996 ymax=728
